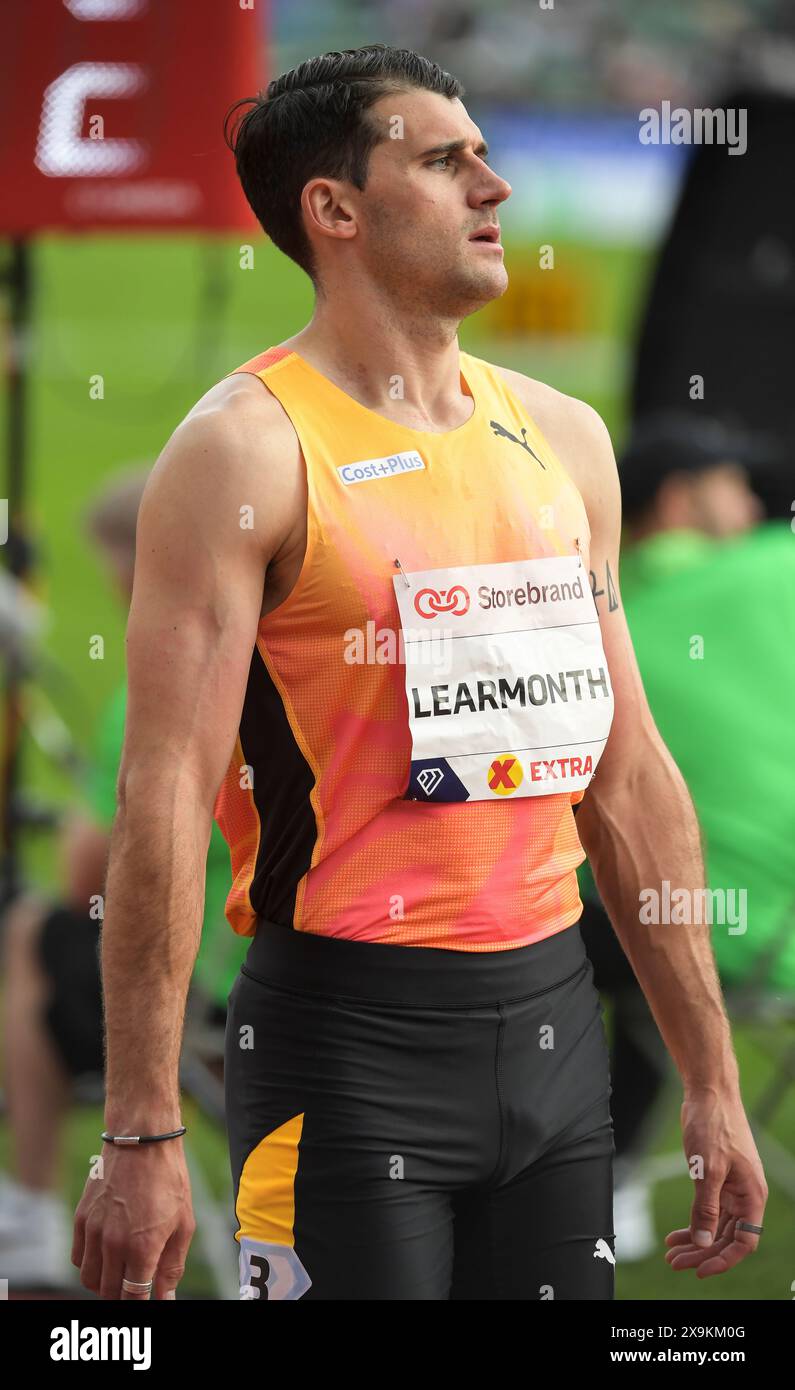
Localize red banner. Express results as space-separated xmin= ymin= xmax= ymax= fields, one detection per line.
xmin=0 ymin=0 xmax=264 ymax=233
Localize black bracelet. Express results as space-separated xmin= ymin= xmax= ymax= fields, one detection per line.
xmin=101 ymin=1126 xmax=187 ymax=1146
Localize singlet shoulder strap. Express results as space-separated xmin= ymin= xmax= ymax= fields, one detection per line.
xmin=228 ymin=345 xmax=294 ymax=379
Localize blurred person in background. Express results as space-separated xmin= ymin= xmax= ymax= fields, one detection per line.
xmin=579 ymin=413 xmax=795 ymax=1260
xmin=0 ymin=467 xmax=245 ymax=1289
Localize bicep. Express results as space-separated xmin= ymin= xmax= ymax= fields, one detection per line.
xmin=117 ymin=414 xmax=271 ymax=814
xmin=579 ymin=410 xmax=660 ymax=791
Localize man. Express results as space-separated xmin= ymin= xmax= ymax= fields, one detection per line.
xmin=72 ymin=45 xmax=766 ymax=1301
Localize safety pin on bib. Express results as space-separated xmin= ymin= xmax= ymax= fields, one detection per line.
xmin=393 ymin=557 xmax=411 ymax=589
xmin=574 ymin=537 xmax=583 ymax=568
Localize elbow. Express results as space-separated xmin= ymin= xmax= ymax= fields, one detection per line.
xmin=113 ymin=761 xmax=214 ymax=845
xmin=580 ymin=721 xmax=694 ymax=842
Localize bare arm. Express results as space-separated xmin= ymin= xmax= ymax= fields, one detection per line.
xmin=497 ymin=367 xmax=766 ymax=1275
xmin=103 ymin=385 xmax=295 ymax=1127
xmin=495 ymin=370 xmax=735 ymax=1089
xmin=567 ymin=407 xmax=766 ymax=1272
xmin=73 ymin=376 xmax=298 ymax=1298
xmin=563 ymin=407 xmax=737 ymax=1096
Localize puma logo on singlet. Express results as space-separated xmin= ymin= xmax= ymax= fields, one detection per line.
xmin=490 ymin=418 xmax=546 ymax=468
xmin=593 ymin=1238 xmax=616 ymax=1265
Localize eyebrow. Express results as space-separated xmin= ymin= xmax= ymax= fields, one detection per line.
xmin=415 ymin=137 xmax=490 ymax=161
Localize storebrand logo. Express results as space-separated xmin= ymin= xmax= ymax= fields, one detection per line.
xmin=50 ymin=1320 xmax=151 ymax=1370
xmin=414 ymin=585 xmax=470 ymax=618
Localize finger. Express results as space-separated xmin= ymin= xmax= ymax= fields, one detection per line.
xmin=665 ymin=1242 xmax=697 ymax=1265
xmin=667 ymin=1242 xmax=724 ymax=1270
xmin=665 ymin=1203 xmax=735 ymax=1261
xmin=664 ymin=1228 xmax=695 ymax=1248
xmin=696 ymin=1247 xmax=753 ymax=1277
xmin=666 ymin=1217 xmax=734 ymax=1268
xmin=695 ymin=1224 xmax=762 ymax=1278
xmin=688 ymin=1183 xmax=725 ymax=1249
xmin=153 ymin=1218 xmax=194 ymax=1300
xmin=667 ymin=1221 xmax=737 ymax=1270
xmin=71 ymin=1207 xmax=87 ymax=1269
xmin=78 ymin=1218 xmax=104 ymax=1295
xmin=99 ymin=1237 xmax=127 ymax=1300
xmin=120 ymin=1264 xmax=156 ymax=1300
xmin=686 ymin=1156 xmax=728 ymax=1245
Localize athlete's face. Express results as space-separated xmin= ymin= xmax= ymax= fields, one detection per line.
xmin=350 ymin=92 xmax=512 ymax=316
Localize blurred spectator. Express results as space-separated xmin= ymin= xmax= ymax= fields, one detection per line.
xmin=618 ymin=413 xmax=764 ymax=539
xmin=0 ymin=467 xmax=245 ymax=1288
xmin=578 ymin=413 xmax=795 ymax=1260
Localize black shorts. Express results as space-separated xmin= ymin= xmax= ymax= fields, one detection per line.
xmin=38 ymin=905 xmax=104 ymax=1079
xmin=224 ymin=919 xmax=616 ymax=1300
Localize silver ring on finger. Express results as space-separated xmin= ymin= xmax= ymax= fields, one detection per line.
xmin=734 ymin=1220 xmax=763 ymax=1235
xmin=122 ymin=1277 xmax=154 ymax=1294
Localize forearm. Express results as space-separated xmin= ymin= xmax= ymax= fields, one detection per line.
xmin=578 ymin=733 xmax=739 ymax=1097
xmin=101 ymin=783 xmax=211 ymax=1132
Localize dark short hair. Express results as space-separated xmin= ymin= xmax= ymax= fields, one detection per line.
xmin=618 ymin=413 xmax=756 ymax=521
xmin=224 ymin=44 xmax=464 ymax=281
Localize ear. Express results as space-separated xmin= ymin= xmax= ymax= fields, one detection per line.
xmin=301 ymin=178 xmax=358 ymax=247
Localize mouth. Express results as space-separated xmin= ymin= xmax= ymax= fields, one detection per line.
xmin=468 ymin=225 xmax=503 ymax=249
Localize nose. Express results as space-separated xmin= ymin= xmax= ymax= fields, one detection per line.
xmin=471 ymin=164 xmax=512 ymax=210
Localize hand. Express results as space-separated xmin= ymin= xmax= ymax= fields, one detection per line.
xmin=665 ymin=1088 xmax=767 ymax=1278
xmin=72 ymin=1138 xmax=196 ymax=1299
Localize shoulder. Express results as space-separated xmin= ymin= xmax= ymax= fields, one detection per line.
xmin=487 ymin=360 xmax=620 ymax=528
xmin=489 ymin=361 xmax=613 ymax=466
xmin=179 ymin=367 xmax=299 ymax=458
xmin=139 ymin=365 xmax=302 ymax=554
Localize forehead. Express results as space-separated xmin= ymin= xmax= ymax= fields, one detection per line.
xmin=369 ymin=90 xmax=483 ymax=155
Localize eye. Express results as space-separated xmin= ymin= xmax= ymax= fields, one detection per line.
xmin=428 ymin=155 xmax=454 ymax=169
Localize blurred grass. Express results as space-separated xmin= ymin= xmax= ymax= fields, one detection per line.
xmin=1 ymin=233 xmax=791 ymax=1299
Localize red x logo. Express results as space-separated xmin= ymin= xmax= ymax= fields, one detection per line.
xmin=488 ymin=756 xmax=524 ymax=795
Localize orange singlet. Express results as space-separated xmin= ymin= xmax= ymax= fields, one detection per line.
xmin=213 ymin=345 xmax=614 ymax=950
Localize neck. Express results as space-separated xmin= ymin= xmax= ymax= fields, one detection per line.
xmin=283 ymin=282 xmax=472 ymax=428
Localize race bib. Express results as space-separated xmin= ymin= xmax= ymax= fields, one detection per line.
xmin=393 ymin=555 xmax=614 ymax=802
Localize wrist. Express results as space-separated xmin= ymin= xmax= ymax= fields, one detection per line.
xmin=104 ymin=1098 xmax=183 ymax=1134
xmin=682 ymin=1061 xmax=741 ymax=1101
xmin=102 ymin=1124 xmax=186 ymax=1147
